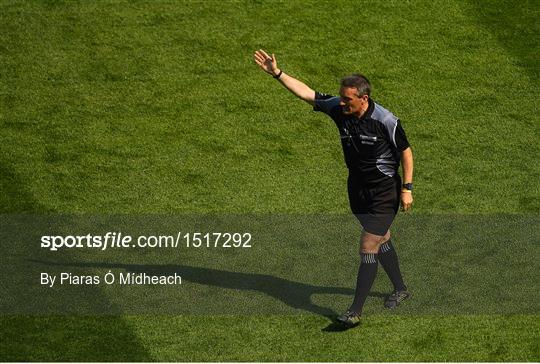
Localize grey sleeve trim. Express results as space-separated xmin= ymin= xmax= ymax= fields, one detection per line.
xmin=372 ymin=103 xmax=399 ymax=148
xmin=390 ymin=120 xmax=397 ymax=148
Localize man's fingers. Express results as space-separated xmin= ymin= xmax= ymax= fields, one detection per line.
xmin=255 ymin=50 xmax=275 ymax=65
xmin=255 ymin=51 xmax=272 ymax=64
xmin=254 ymin=52 xmax=266 ymax=65
xmin=254 ymin=53 xmax=265 ymax=64
xmin=254 ymin=58 xmax=270 ymax=71
xmin=401 ymin=200 xmax=412 ymax=212
xmin=254 ymin=55 xmax=269 ymax=68
xmin=254 ymin=50 xmax=264 ymax=60
xmin=259 ymin=49 xmax=272 ymax=61
xmin=254 ymin=49 xmax=276 ymax=74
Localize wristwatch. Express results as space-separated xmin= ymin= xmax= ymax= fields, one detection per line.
xmin=402 ymin=183 xmax=413 ymax=191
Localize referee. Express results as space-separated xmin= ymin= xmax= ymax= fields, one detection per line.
xmin=254 ymin=50 xmax=414 ymax=328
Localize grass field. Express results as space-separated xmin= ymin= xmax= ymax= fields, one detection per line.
xmin=1 ymin=0 xmax=539 ymax=361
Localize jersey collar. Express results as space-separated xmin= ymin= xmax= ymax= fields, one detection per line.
xmin=357 ymin=98 xmax=375 ymax=121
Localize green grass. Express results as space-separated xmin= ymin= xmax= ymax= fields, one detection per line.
xmin=2 ymin=315 xmax=538 ymax=361
xmin=1 ymin=0 xmax=539 ymax=361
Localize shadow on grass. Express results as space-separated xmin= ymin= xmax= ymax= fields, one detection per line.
xmin=0 ymin=162 xmax=153 ymax=361
xmin=31 ymin=259 xmax=387 ymax=319
xmin=321 ymin=322 xmax=354 ymax=332
xmin=0 ymin=163 xmax=47 ymax=213
xmin=0 ymin=315 xmax=153 ymax=361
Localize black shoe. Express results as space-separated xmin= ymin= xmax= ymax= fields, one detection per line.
xmin=384 ymin=290 xmax=411 ymax=309
xmin=336 ymin=309 xmax=361 ymax=328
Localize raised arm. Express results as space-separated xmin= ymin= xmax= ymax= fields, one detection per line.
xmin=253 ymin=49 xmax=315 ymax=106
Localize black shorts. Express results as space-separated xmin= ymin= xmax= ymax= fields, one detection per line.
xmin=347 ymin=173 xmax=401 ymax=236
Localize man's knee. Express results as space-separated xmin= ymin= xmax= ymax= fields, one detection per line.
xmin=360 ymin=230 xmax=387 ymax=254
xmin=380 ymin=230 xmax=391 ymax=244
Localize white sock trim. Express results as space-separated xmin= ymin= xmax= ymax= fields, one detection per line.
xmin=361 ymin=253 xmax=377 ymax=264
xmin=379 ymin=241 xmax=392 ymax=253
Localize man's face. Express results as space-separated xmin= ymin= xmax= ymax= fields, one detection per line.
xmin=339 ymin=87 xmax=369 ymax=116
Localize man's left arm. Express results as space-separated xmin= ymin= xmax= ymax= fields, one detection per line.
xmin=383 ymin=117 xmax=414 ymax=211
xmin=400 ymin=147 xmax=413 ymax=211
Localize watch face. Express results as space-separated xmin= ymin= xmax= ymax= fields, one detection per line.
xmin=402 ymin=183 xmax=413 ymax=190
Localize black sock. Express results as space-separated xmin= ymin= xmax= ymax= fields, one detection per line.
xmin=378 ymin=240 xmax=407 ymax=291
xmin=349 ymin=253 xmax=378 ymax=315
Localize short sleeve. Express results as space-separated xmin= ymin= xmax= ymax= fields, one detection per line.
xmin=313 ymin=91 xmax=340 ymax=115
xmin=393 ymin=120 xmax=410 ymax=151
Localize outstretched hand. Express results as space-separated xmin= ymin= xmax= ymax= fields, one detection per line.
xmin=254 ymin=49 xmax=279 ymax=76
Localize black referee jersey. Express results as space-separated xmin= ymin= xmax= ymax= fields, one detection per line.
xmin=314 ymin=92 xmax=410 ymax=185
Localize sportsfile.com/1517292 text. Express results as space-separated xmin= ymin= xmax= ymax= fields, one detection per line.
xmin=40 ymin=232 xmax=253 ymax=251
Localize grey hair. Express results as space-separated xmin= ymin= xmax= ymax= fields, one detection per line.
xmin=340 ymin=74 xmax=371 ymax=97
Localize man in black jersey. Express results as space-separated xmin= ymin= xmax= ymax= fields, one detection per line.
xmin=254 ymin=50 xmax=414 ymax=328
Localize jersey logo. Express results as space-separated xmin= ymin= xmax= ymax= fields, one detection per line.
xmin=340 ymin=129 xmax=377 ymax=146
xmin=359 ymin=135 xmax=377 ymax=145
